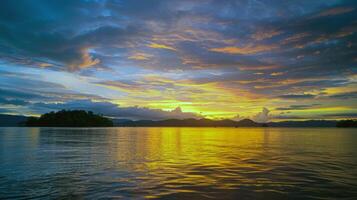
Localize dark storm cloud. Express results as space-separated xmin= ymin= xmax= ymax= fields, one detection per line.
xmin=208 ymin=0 xmax=357 ymax=81
xmin=321 ymin=113 xmax=357 ymax=118
xmin=277 ymin=94 xmax=316 ymax=99
xmin=273 ymin=115 xmax=307 ymax=120
xmin=276 ymin=104 xmax=321 ymax=111
xmin=0 ymin=108 xmax=13 ymax=113
xmin=0 ymin=97 xmax=28 ymax=106
xmin=327 ymin=91 xmax=357 ymax=99
xmin=0 ymin=0 xmax=146 ymax=71
xmin=0 ymin=88 xmax=44 ymax=100
xmin=0 ymin=70 xmax=82 ymax=102
xmin=0 ymin=0 xmax=355 ymax=73
xmin=0 ymin=86 xmax=110 ymax=106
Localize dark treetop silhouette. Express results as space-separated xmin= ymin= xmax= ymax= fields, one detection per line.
xmin=26 ymin=110 xmax=113 ymax=127
xmin=336 ymin=120 xmax=357 ymax=128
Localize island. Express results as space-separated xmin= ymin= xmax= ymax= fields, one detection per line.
xmin=26 ymin=110 xmax=113 ymax=127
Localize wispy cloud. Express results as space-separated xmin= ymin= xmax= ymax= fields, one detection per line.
xmin=209 ymin=44 xmax=277 ymax=55
xmin=147 ymin=43 xmax=177 ymax=51
xmin=314 ymin=7 xmax=355 ymax=18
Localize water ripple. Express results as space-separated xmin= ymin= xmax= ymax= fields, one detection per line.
xmin=0 ymin=127 xmax=357 ymax=199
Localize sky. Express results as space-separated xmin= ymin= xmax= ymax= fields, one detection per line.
xmin=0 ymin=0 xmax=356 ymax=122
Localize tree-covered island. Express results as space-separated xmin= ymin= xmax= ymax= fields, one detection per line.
xmin=26 ymin=110 xmax=113 ymax=127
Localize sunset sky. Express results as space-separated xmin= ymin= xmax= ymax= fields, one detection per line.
xmin=0 ymin=0 xmax=356 ymax=122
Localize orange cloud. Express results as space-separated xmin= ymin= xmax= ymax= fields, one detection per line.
xmin=69 ymin=48 xmax=100 ymax=71
xmin=39 ymin=63 xmax=53 ymax=68
xmin=252 ymin=30 xmax=282 ymax=41
xmin=79 ymin=53 xmax=100 ymax=68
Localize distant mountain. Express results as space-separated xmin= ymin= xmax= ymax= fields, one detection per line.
xmin=116 ymin=118 xmax=262 ymax=127
xmin=0 ymin=113 xmax=355 ymax=127
xmin=112 ymin=118 xmax=133 ymax=125
xmin=268 ymin=120 xmax=337 ymax=127
xmin=115 ymin=118 xmax=356 ymax=127
xmin=0 ymin=114 xmax=28 ymax=127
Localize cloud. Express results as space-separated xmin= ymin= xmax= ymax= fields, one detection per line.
xmin=0 ymin=1 xmax=146 ymax=71
xmin=278 ymin=94 xmax=316 ymax=99
xmin=252 ymin=30 xmax=283 ymax=41
xmin=321 ymin=113 xmax=357 ymax=118
xmin=252 ymin=107 xmax=272 ymax=123
xmin=147 ymin=43 xmax=177 ymax=51
xmin=209 ymin=44 xmax=277 ymax=55
xmin=233 ymin=107 xmax=274 ymax=123
xmin=39 ymin=63 xmax=53 ymax=68
xmin=327 ymin=91 xmax=357 ymax=99
xmin=270 ymin=72 xmax=284 ymax=76
xmin=0 ymin=0 xmax=356 ymax=120
xmin=0 ymin=97 xmax=28 ymax=106
xmin=239 ymin=65 xmax=282 ymax=71
xmin=128 ymin=53 xmax=153 ymax=60
xmin=231 ymin=114 xmax=245 ymax=121
xmin=71 ymin=48 xmax=100 ymax=71
xmin=276 ymin=104 xmax=321 ymax=111
xmin=314 ymin=7 xmax=355 ymax=18
xmin=272 ymin=115 xmax=307 ymax=120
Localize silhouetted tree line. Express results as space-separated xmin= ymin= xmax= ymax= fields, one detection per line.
xmin=336 ymin=120 xmax=357 ymax=128
xmin=26 ymin=110 xmax=113 ymax=127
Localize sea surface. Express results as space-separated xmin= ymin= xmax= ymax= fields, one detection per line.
xmin=0 ymin=127 xmax=356 ymax=199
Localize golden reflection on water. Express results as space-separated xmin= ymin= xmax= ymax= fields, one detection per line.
xmin=113 ymin=128 xmax=261 ymax=166
xmin=1 ymin=127 xmax=357 ymax=199
xmin=103 ymin=127 xmax=355 ymax=198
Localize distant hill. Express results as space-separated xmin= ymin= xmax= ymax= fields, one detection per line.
xmin=115 ymin=118 xmax=356 ymax=127
xmin=116 ymin=118 xmax=263 ymax=127
xmin=0 ymin=114 xmax=28 ymax=127
xmin=267 ymin=120 xmax=337 ymax=127
xmin=0 ymin=112 xmax=355 ymax=127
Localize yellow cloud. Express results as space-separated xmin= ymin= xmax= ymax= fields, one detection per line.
xmin=209 ymin=44 xmax=277 ymax=55
xmin=270 ymin=72 xmax=284 ymax=76
xmin=147 ymin=43 xmax=177 ymax=51
xmin=239 ymin=65 xmax=282 ymax=71
xmin=97 ymin=74 xmax=269 ymax=119
xmin=128 ymin=53 xmax=153 ymax=60
xmin=323 ymin=84 xmax=357 ymax=96
xmin=39 ymin=63 xmax=53 ymax=68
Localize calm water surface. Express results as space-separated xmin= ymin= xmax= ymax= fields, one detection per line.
xmin=0 ymin=127 xmax=356 ymax=199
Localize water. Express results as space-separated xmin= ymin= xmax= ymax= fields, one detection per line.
xmin=0 ymin=128 xmax=356 ymax=199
